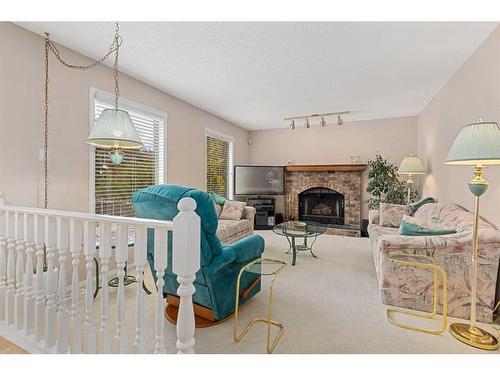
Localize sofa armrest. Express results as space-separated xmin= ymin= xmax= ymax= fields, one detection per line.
xmin=224 ymin=234 xmax=264 ymax=263
xmin=242 ymin=206 xmax=256 ymax=226
xmin=368 ymin=210 xmax=380 ymax=225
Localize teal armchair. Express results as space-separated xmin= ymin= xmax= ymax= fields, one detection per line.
xmin=132 ymin=184 xmax=265 ymax=321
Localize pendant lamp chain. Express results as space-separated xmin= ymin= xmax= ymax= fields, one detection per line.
xmin=42 ymin=22 xmax=123 ymax=209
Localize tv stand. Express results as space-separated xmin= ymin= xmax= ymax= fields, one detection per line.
xmin=247 ymin=197 xmax=275 ymax=230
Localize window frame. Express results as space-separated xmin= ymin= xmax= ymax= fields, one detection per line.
xmin=88 ymin=87 xmax=167 ymax=214
xmin=204 ymin=128 xmax=235 ymax=200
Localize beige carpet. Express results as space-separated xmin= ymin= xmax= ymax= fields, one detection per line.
xmin=140 ymin=231 xmax=497 ymax=354
xmin=7 ymin=231 xmax=498 ymax=354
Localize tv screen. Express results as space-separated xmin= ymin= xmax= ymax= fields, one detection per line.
xmin=234 ymin=165 xmax=285 ymax=195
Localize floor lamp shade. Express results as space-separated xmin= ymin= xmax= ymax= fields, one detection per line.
xmin=444 ymin=120 xmax=500 ymax=350
xmin=87 ymin=109 xmax=143 ymax=149
xmin=398 ymin=155 xmax=426 ymax=175
xmin=444 ymin=121 xmax=500 ymax=166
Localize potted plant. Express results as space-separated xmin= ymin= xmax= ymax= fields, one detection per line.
xmin=366 ymin=153 xmax=419 ymax=209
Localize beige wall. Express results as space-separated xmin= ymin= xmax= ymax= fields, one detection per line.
xmin=0 ymin=22 xmax=249 ymax=211
xmin=248 ymin=116 xmax=418 ymax=219
xmin=417 ymin=25 xmax=500 ymax=227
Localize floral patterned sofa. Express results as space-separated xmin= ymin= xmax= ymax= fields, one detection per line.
xmin=214 ymin=202 xmax=256 ymax=244
xmin=368 ymin=201 xmax=500 ymax=323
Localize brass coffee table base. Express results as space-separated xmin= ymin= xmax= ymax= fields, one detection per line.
xmin=449 ymin=323 xmax=499 ymax=351
xmin=386 ymin=253 xmax=448 ymax=335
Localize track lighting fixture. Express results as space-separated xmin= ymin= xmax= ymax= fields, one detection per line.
xmin=284 ymin=111 xmax=349 ymax=130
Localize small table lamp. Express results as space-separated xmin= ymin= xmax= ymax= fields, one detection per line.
xmin=444 ymin=120 xmax=500 ymax=351
xmin=398 ymin=154 xmax=426 ymax=205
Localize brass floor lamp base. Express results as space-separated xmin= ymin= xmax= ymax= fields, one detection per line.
xmin=449 ymin=323 xmax=499 ymax=351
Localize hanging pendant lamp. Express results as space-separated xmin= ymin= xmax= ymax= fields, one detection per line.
xmin=86 ymin=23 xmax=143 ymax=156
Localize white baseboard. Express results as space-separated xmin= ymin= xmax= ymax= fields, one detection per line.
xmin=0 ymin=323 xmax=52 ymax=354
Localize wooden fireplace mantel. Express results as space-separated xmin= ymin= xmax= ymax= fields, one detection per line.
xmin=284 ymin=164 xmax=367 ymax=172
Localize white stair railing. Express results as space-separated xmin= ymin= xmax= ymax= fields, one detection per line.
xmin=0 ymin=198 xmax=200 ymax=354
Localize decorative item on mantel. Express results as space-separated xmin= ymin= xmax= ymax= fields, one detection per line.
xmin=350 ymin=156 xmax=361 ymax=164
xmin=285 ymin=111 xmax=349 ymax=130
xmin=444 ymin=119 xmax=500 ymax=351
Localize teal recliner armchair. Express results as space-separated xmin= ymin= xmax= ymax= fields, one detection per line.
xmin=132 ymin=184 xmax=265 ymax=321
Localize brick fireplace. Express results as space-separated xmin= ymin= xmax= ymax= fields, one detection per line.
xmin=284 ymin=164 xmax=366 ymax=236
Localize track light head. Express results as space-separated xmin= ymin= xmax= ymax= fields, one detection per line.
xmin=337 ymin=115 xmax=344 ymax=126
xmin=289 ymin=120 xmax=295 ymax=130
xmin=320 ymin=117 xmax=327 ymax=127
xmin=305 ymin=118 xmax=310 ymax=128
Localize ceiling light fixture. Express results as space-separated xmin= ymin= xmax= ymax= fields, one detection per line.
xmin=284 ymin=111 xmax=349 ymax=130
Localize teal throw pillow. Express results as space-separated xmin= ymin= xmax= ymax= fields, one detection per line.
xmin=208 ymin=192 xmax=226 ymax=205
xmin=409 ymin=197 xmax=436 ymax=214
xmin=399 ymin=215 xmax=456 ymax=236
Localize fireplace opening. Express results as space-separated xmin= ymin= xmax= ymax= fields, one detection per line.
xmin=298 ymin=187 xmax=345 ymax=225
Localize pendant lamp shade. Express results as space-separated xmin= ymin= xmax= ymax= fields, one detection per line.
xmin=87 ymin=108 xmax=143 ymax=149
xmin=444 ymin=121 xmax=500 ymax=165
xmin=398 ymin=155 xmax=426 ymax=175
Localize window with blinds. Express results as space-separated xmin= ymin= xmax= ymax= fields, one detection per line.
xmin=92 ymin=92 xmax=165 ymax=220
xmin=205 ymin=130 xmax=234 ymax=199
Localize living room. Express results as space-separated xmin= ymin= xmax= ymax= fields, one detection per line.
xmin=2 ymin=1 xmax=500 ymax=373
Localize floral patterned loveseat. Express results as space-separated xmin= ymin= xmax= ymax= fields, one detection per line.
xmin=368 ymin=202 xmax=500 ymax=323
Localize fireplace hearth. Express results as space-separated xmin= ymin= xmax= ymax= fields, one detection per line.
xmin=299 ymin=187 xmax=345 ymax=225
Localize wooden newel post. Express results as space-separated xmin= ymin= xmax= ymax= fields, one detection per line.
xmin=173 ymin=197 xmax=200 ymax=354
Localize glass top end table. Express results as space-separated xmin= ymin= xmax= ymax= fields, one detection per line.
xmin=273 ymin=221 xmax=327 ymax=265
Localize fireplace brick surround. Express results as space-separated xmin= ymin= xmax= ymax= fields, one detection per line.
xmin=285 ymin=164 xmax=366 ymax=237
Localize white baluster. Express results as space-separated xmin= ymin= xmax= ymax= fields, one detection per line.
xmin=153 ymin=227 xmax=167 ymax=354
xmin=133 ymin=224 xmax=147 ymax=354
xmin=0 ymin=211 xmax=6 ymax=323
xmin=56 ymin=217 xmax=69 ymax=353
xmin=83 ymin=221 xmax=96 ymax=354
xmin=99 ymin=222 xmax=112 ymax=353
xmin=23 ymin=213 xmax=35 ymax=336
xmin=69 ymin=219 xmax=82 ymax=353
xmin=45 ymin=215 xmax=57 ymax=349
xmin=173 ymin=198 xmax=200 ymax=354
xmin=115 ymin=224 xmax=128 ymax=353
xmin=14 ymin=212 xmax=25 ymax=330
xmin=6 ymin=212 xmax=15 ymax=326
xmin=34 ymin=215 xmax=45 ymax=342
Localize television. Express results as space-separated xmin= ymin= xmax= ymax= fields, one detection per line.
xmin=234 ymin=165 xmax=285 ymax=195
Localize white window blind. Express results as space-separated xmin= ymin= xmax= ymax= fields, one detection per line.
xmin=91 ymin=91 xmax=166 ymax=223
xmin=205 ymin=129 xmax=234 ymax=199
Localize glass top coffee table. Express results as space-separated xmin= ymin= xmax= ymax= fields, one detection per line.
xmin=273 ymin=221 xmax=328 ymax=265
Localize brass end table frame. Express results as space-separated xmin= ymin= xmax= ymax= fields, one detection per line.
xmin=233 ymin=258 xmax=287 ymax=354
xmin=386 ymin=253 xmax=448 ymax=335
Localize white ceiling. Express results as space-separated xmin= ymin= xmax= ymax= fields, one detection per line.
xmin=17 ymin=22 xmax=497 ymax=130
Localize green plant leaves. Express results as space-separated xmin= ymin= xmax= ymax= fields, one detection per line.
xmin=365 ymin=153 xmax=419 ymax=209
